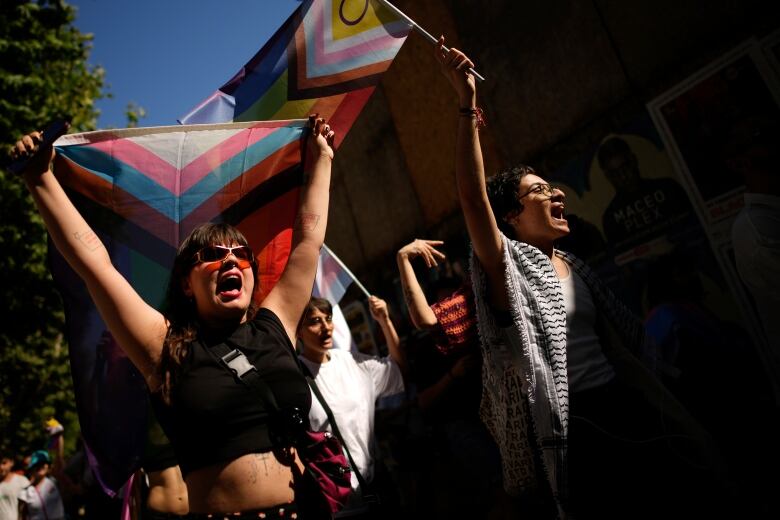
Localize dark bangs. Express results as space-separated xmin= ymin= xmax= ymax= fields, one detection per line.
xmin=177 ymin=223 xmax=251 ymax=263
xmin=298 ymin=297 xmax=333 ymax=330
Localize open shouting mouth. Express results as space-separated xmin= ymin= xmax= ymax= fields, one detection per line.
xmin=551 ymin=203 xmax=567 ymax=223
xmin=217 ymin=271 xmax=243 ymax=299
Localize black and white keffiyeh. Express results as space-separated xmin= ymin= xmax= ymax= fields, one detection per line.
xmin=470 ymin=235 xmax=569 ymax=514
xmin=470 ymin=236 xmax=656 ymax=518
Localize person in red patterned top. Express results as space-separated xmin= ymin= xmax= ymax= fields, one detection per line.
xmin=396 ymin=238 xmax=506 ymax=517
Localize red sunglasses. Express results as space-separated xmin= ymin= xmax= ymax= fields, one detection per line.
xmin=192 ymin=245 xmax=254 ymax=267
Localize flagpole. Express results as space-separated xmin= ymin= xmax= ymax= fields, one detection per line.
xmin=322 ymin=244 xmax=372 ymax=299
xmin=375 ymin=0 xmax=486 ymax=82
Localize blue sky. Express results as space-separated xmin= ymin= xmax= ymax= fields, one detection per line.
xmin=71 ymin=0 xmax=301 ymax=129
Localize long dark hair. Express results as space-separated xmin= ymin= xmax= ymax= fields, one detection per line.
xmin=159 ymin=223 xmax=259 ymax=404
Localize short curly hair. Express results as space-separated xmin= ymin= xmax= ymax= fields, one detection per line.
xmin=486 ymin=165 xmax=537 ymax=239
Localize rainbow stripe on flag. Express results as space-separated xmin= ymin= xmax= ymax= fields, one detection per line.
xmin=51 ymin=121 xmax=309 ymax=493
xmin=179 ymin=0 xmax=411 ymax=138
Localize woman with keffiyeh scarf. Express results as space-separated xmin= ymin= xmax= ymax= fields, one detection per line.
xmin=433 ymin=37 xmax=733 ymax=519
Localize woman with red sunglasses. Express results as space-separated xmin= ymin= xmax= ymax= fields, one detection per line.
xmin=11 ymin=115 xmax=336 ymax=519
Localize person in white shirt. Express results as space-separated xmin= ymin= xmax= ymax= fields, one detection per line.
xmin=1 ymin=452 xmax=30 ymax=520
xmin=298 ymin=296 xmax=405 ymax=519
xmin=18 ymin=450 xmax=65 ymax=520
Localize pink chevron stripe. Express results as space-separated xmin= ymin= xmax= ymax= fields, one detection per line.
xmin=180 ymin=141 xmax=301 ymax=230
xmin=55 ymin=154 xmax=179 ymax=247
xmin=179 ymin=124 xmax=284 ymax=192
xmin=310 ymin=3 xmax=403 ymax=69
xmin=87 ymin=138 xmax=179 ymax=193
xmin=85 ymin=122 xmax=293 ymax=196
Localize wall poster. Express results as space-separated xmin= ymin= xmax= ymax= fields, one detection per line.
xmin=647 ymin=37 xmax=780 ymax=400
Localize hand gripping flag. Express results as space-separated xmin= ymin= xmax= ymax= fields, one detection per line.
xmin=51 ymin=120 xmax=309 ymax=494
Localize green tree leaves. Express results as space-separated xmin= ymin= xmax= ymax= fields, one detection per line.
xmin=0 ymin=0 xmax=104 ymax=458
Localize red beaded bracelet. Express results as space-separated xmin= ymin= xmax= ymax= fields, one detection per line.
xmin=458 ymin=106 xmax=486 ymax=128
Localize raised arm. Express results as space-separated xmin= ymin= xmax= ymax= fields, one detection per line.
xmin=434 ymin=37 xmax=509 ymax=310
xmin=396 ymin=239 xmax=445 ymax=329
xmin=368 ymin=296 xmax=406 ymax=376
xmin=50 ymin=435 xmax=82 ymax=502
xmin=262 ymin=116 xmax=334 ymax=342
xmin=51 ymin=430 xmax=64 ymax=477
xmin=11 ymin=132 xmax=167 ymax=387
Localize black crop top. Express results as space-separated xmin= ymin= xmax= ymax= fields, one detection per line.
xmin=150 ymin=308 xmax=311 ymax=476
xmin=141 ymin=409 xmax=178 ymax=473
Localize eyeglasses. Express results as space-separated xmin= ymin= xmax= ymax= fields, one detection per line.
xmin=518 ymin=183 xmax=559 ymax=200
xmin=192 ymin=245 xmax=254 ymax=265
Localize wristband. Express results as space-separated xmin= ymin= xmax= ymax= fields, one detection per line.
xmin=458 ymin=106 xmax=486 ymax=128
